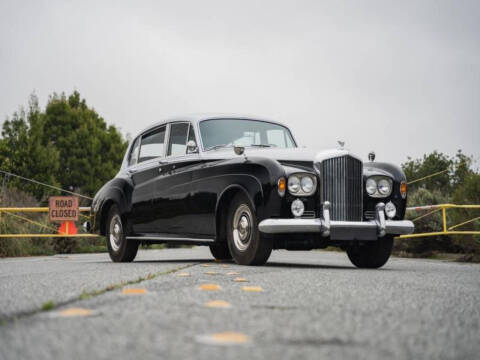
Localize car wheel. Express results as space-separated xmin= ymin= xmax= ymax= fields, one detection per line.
xmin=106 ymin=205 xmax=139 ymax=262
xmin=346 ymin=236 xmax=394 ymax=269
xmin=209 ymin=243 xmax=232 ymax=260
xmin=226 ymin=193 xmax=272 ymax=265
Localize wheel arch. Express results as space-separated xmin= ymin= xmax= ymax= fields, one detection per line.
xmin=215 ymin=184 xmax=255 ymax=243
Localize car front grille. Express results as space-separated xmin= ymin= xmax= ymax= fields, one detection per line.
xmin=320 ymin=155 xmax=363 ymax=221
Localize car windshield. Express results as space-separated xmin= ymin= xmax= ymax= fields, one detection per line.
xmin=200 ymin=119 xmax=296 ymax=151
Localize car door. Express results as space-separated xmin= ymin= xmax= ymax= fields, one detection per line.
xmin=129 ymin=125 xmax=167 ymax=233
xmin=150 ymin=122 xmax=203 ymax=235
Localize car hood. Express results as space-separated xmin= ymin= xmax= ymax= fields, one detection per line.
xmin=200 ymin=147 xmax=363 ymax=163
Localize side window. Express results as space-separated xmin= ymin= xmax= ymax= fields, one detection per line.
xmin=167 ymin=123 xmax=189 ymax=156
xmin=138 ymin=126 xmax=166 ymax=163
xmin=128 ymin=137 xmax=140 ymax=166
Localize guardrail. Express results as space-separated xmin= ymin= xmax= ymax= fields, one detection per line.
xmin=1 ymin=204 xmax=479 ymax=239
xmin=0 ymin=207 xmax=99 ymax=238
xmin=398 ymin=204 xmax=480 ymax=239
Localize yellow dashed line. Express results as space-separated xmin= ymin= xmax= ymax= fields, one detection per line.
xmin=227 ymin=271 xmax=239 ymax=276
xmin=205 ymin=300 xmax=232 ymax=308
xmin=242 ymin=286 xmax=263 ymax=292
xmin=201 ymin=264 xmax=210 ymax=267
xmin=233 ymin=277 xmax=248 ymax=282
xmin=199 ymin=283 xmax=221 ymax=291
xmin=205 ymin=271 xmax=218 ymax=275
xmin=122 ymin=288 xmax=147 ymax=295
xmin=177 ymin=272 xmax=191 ymax=277
xmin=59 ymin=308 xmax=93 ymax=317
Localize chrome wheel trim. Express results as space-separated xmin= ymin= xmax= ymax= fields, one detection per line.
xmin=109 ymin=214 xmax=123 ymax=252
xmin=232 ymin=204 xmax=253 ymax=252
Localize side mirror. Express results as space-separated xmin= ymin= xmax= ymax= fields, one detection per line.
xmin=186 ymin=140 xmax=198 ymax=154
xmin=234 ymin=145 xmax=245 ymax=156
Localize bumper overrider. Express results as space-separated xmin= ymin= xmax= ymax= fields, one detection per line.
xmin=258 ymin=202 xmax=414 ymax=241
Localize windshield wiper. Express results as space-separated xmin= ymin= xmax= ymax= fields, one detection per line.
xmin=250 ymin=144 xmax=273 ymax=148
xmin=205 ymin=144 xmax=230 ymax=151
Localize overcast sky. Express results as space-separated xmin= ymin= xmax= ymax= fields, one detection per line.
xmin=1 ymin=0 xmax=479 ymax=166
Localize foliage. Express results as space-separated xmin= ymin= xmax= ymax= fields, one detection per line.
xmin=397 ymin=151 xmax=480 ymax=258
xmin=0 ymin=91 xmax=128 ymax=201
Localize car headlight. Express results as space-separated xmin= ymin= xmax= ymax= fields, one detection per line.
xmin=366 ymin=178 xmax=377 ymax=195
xmin=288 ymin=174 xmax=317 ymax=196
xmin=378 ymin=179 xmax=391 ymax=195
xmin=301 ymin=176 xmax=314 ymax=193
xmin=366 ymin=176 xmax=393 ymax=198
xmin=288 ymin=176 xmax=300 ymax=193
xmin=385 ymin=201 xmax=396 ymax=219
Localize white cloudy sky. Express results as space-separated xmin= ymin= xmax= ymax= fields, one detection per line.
xmin=0 ymin=0 xmax=479 ymax=165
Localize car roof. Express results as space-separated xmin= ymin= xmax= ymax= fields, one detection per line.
xmin=137 ymin=113 xmax=290 ymax=137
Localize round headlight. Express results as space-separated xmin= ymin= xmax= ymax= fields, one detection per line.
xmin=378 ymin=179 xmax=391 ymax=195
xmin=301 ymin=176 xmax=314 ymax=193
xmin=366 ymin=178 xmax=377 ymax=195
xmin=291 ymin=199 xmax=305 ymax=217
xmin=385 ymin=201 xmax=396 ymax=219
xmin=288 ymin=176 xmax=300 ymax=193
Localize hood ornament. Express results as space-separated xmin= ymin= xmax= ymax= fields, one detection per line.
xmin=368 ymin=151 xmax=376 ymax=162
xmin=337 ymin=140 xmax=345 ymax=150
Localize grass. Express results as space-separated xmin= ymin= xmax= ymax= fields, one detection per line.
xmin=41 ymin=301 xmax=55 ymax=311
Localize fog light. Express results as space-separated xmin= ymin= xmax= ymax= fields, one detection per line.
xmin=385 ymin=201 xmax=396 ymax=219
xmin=291 ymin=199 xmax=305 ymax=218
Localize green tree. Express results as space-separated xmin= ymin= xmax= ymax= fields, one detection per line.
xmin=402 ymin=151 xmax=453 ymax=195
xmin=0 ymin=94 xmax=60 ymax=200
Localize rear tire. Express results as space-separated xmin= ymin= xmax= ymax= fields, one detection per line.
xmin=209 ymin=243 xmax=232 ymax=260
xmin=346 ymin=236 xmax=394 ymax=269
xmin=226 ymin=193 xmax=272 ymax=265
xmin=106 ymin=205 xmax=139 ymax=262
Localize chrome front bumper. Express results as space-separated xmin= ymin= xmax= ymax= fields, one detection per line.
xmin=258 ymin=202 xmax=414 ymax=241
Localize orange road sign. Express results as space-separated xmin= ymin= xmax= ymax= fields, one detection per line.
xmin=49 ymin=196 xmax=79 ymax=222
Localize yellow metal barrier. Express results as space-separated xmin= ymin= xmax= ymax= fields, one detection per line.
xmin=398 ymin=204 xmax=480 ymax=239
xmin=0 ymin=207 xmax=99 ymax=238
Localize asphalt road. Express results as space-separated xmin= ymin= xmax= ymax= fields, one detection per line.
xmin=0 ymin=248 xmax=479 ymax=360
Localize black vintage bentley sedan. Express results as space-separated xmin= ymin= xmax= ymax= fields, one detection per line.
xmin=89 ymin=115 xmax=414 ymax=268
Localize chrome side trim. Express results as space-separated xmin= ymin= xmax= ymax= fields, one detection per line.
xmin=126 ymin=235 xmax=215 ymax=243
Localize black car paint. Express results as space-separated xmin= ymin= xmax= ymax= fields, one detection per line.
xmin=92 ymin=150 xmax=407 ymax=249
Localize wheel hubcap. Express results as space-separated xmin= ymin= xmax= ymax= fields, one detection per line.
xmin=233 ymin=204 xmax=252 ymax=252
xmin=109 ymin=215 xmax=123 ymax=252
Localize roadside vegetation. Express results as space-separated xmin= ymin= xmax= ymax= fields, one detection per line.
xmin=0 ymin=92 xmax=479 ymax=260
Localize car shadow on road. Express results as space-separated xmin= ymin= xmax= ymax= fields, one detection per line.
xmin=266 ymin=262 xmax=355 ymax=270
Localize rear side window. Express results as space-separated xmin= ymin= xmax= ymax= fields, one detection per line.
xmin=138 ymin=126 xmax=166 ymax=163
xmin=167 ymin=123 xmax=189 ymax=157
xmin=128 ymin=137 xmax=140 ymax=166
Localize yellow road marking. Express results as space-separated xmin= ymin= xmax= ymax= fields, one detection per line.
xmin=211 ymin=332 xmax=250 ymax=344
xmin=205 ymin=300 xmax=232 ymax=308
xmin=234 ymin=277 xmax=248 ymax=282
xmin=205 ymin=271 xmax=218 ymax=275
xmin=242 ymin=286 xmax=263 ymax=292
xmin=122 ymin=288 xmax=147 ymax=295
xmin=227 ymin=271 xmax=239 ymax=276
xmin=221 ymin=264 xmax=229 ymax=268
xmin=177 ymin=272 xmax=191 ymax=277
xmin=199 ymin=284 xmax=221 ymax=291
xmin=201 ymin=264 xmax=210 ymax=267
xmin=59 ymin=308 xmax=93 ymax=317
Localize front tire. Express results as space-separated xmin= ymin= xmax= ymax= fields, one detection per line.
xmin=226 ymin=193 xmax=272 ymax=265
xmin=106 ymin=205 xmax=139 ymax=262
xmin=209 ymin=243 xmax=232 ymax=260
xmin=346 ymin=236 xmax=394 ymax=269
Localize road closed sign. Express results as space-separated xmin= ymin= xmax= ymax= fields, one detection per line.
xmin=49 ymin=196 xmax=79 ymax=222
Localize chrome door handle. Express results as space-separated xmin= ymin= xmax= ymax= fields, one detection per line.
xmin=127 ymin=169 xmax=137 ymax=175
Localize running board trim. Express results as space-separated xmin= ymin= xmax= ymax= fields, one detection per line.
xmin=126 ymin=235 xmax=215 ymax=243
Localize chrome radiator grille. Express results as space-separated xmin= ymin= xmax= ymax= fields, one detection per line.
xmin=320 ymin=155 xmax=363 ymax=221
